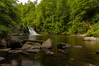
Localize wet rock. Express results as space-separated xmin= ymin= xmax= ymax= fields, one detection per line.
xmin=78 ymin=34 xmax=87 ymax=37
xmin=8 ymin=50 xmax=22 ymax=54
xmin=58 ymin=49 xmax=65 ymax=52
xmin=1 ymin=39 xmax=7 ymax=47
xmin=30 ymin=44 xmax=41 ymax=49
xmin=5 ymin=37 xmax=22 ymax=49
xmin=96 ymin=51 xmax=99 ymax=55
xmin=22 ymin=41 xmax=41 ymax=50
xmin=0 ymin=57 xmax=5 ymax=61
xmin=41 ymin=38 xmax=53 ymax=49
xmin=0 ymin=64 xmax=11 ymax=66
xmin=58 ymin=42 xmax=71 ymax=49
xmin=21 ymin=39 xmax=44 ymax=45
xmin=28 ymin=49 xmax=40 ymax=53
xmin=84 ymin=37 xmax=99 ymax=41
xmin=0 ymin=48 xmax=11 ymax=52
xmin=21 ymin=43 xmax=31 ymax=50
xmin=21 ymin=51 xmax=29 ymax=56
xmin=0 ymin=48 xmax=11 ymax=57
xmin=58 ymin=49 xmax=69 ymax=54
xmin=26 ymin=41 xmax=41 ymax=45
xmin=85 ymin=63 xmax=95 ymax=66
xmin=71 ymin=34 xmax=87 ymax=37
xmin=73 ymin=46 xmax=82 ymax=48
xmin=46 ymin=51 xmax=54 ymax=55
xmin=70 ymin=58 xmax=74 ymax=61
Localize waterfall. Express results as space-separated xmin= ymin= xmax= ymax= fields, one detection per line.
xmin=28 ymin=27 xmax=39 ymax=35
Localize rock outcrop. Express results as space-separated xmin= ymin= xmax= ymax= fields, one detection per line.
xmin=5 ymin=37 xmax=22 ymax=49
xmin=84 ymin=37 xmax=99 ymax=41
xmin=41 ymin=38 xmax=53 ymax=49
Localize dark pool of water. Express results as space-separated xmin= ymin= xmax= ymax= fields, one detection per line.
xmin=1 ymin=35 xmax=99 ymax=66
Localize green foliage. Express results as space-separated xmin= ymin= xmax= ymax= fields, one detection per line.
xmin=15 ymin=0 xmax=99 ymax=37
xmin=0 ymin=0 xmax=21 ymax=27
xmin=16 ymin=1 xmax=35 ymax=26
xmin=71 ymin=21 xmax=90 ymax=34
xmin=87 ymin=22 xmax=99 ymax=37
xmin=0 ymin=0 xmax=21 ymax=38
xmin=0 ymin=25 xmax=11 ymax=38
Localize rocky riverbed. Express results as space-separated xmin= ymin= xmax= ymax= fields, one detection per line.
xmin=0 ymin=36 xmax=72 ymax=63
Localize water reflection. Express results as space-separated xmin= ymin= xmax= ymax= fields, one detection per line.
xmin=85 ymin=63 xmax=95 ymax=66
xmin=29 ymin=35 xmax=37 ymax=40
xmin=11 ymin=60 xmax=18 ymax=66
xmin=84 ymin=41 xmax=97 ymax=46
xmin=21 ymin=60 xmax=41 ymax=66
xmin=1 ymin=35 xmax=99 ymax=66
xmin=21 ymin=60 xmax=34 ymax=66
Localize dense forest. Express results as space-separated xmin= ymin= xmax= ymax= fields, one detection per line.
xmin=1 ymin=0 xmax=99 ymax=38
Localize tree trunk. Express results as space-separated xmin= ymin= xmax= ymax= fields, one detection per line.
xmin=87 ymin=22 xmax=93 ymax=30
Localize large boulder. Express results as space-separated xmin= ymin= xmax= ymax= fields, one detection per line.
xmin=26 ymin=42 xmax=41 ymax=49
xmin=83 ymin=37 xmax=99 ymax=41
xmin=5 ymin=37 xmax=22 ymax=49
xmin=41 ymin=38 xmax=53 ymax=49
xmin=21 ymin=43 xmax=31 ymax=50
xmin=21 ymin=41 xmax=41 ymax=50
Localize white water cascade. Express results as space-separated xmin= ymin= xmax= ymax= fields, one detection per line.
xmin=28 ymin=27 xmax=39 ymax=35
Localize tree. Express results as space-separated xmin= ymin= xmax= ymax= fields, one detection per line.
xmin=0 ymin=0 xmax=21 ymax=38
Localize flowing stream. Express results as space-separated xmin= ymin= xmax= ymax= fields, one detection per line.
xmin=1 ymin=35 xmax=99 ymax=66
xmin=28 ymin=27 xmax=39 ymax=35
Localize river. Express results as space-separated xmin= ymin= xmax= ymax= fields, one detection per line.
xmin=1 ymin=35 xmax=99 ymax=66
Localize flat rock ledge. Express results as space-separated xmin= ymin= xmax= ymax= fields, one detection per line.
xmin=84 ymin=37 xmax=99 ymax=41
xmin=0 ymin=48 xmax=11 ymax=52
xmin=28 ymin=49 xmax=40 ymax=53
xmin=0 ymin=64 xmax=11 ymax=66
xmin=8 ymin=50 xmax=22 ymax=54
xmin=0 ymin=57 xmax=5 ymax=61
